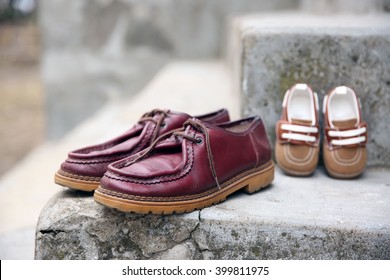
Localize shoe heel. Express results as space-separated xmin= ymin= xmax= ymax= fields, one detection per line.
xmin=242 ymin=162 xmax=274 ymax=194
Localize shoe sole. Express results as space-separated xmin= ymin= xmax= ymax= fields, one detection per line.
xmin=94 ymin=161 xmax=274 ymax=214
xmin=277 ymin=164 xmax=315 ymax=177
xmin=54 ymin=170 xmax=100 ymax=192
xmin=323 ymin=165 xmax=364 ymax=179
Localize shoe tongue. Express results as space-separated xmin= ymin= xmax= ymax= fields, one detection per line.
xmin=291 ymin=118 xmax=313 ymax=126
xmin=332 ymin=118 xmax=358 ymax=129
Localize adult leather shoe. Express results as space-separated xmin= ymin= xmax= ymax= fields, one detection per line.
xmin=55 ymin=109 xmax=230 ymax=191
xmin=94 ymin=116 xmax=274 ymax=214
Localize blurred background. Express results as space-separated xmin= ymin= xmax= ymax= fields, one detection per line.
xmin=0 ymin=0 xmax=42 ymax=176
xmin=0 ymin=0 xmax=389 ymax=259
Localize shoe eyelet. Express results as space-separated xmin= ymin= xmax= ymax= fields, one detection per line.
xmin=160 ymin=122 xmax=167 ymax=128
xmin=196 ymin=137 xmax=203 ymax=145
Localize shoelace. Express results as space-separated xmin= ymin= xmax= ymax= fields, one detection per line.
xmin=130 ymin=119 xmax=221 ymax=189
xmin=138 ymin=109 xmax=169 ymax=143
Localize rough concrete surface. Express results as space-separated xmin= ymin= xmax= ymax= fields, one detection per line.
xmin=300 ymin=0 xmax=387 ymax=14
xmin=228 ymin=13 xmax=390 ymax=166
xmin=35 ymin=191 xmax=200 ymax=260
xmin=35 ymin=167 xmax=390 ymax=260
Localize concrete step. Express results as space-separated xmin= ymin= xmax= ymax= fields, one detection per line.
xmin=227 ymin=12 xmax=390 ymax=167
xmin=300 ymin=0 xmax=388 ymax=14
xmin=35 ymin=166 xmax=390 ymax=259
xmin=0 ymin=60 xmax=238 ymax=259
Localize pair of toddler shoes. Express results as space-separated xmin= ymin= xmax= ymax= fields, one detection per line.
xmin=275 ymin=84 xmax=367 ymax=179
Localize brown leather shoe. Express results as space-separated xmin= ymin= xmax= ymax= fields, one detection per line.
xmin=54 ymin=109 xmax=230 ymax=191
xmin=323 ymin=86 xmax=367 ymax=178
xmin=94 ymin=116 xmax=274 ymax=214
xmin=275 ymin=84 xmax=320 ymax=176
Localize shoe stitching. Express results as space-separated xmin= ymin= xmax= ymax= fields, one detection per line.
xmin=58 ymin=170 xmax=101 ymax=182
xmin=65 ymin=154 xmax=131 ymax=165
xmin=97 ymin=162 xmax=272 ymax=202
xmin=330 ymin=147 xmax=363 ymax=166
xmin=105 ymin=130 xmax=196 ymax=184
xmin=113 ymin=124 xmax=155 ymax=169
xmin=65 ymin=125 xmax=154 ymax=166
xmin=129 ymin=122 xmax=154 ymax=158
xmin=71 ymin=110 xmax=167 ymax=157
xmin=284 ymin=144 xmax=316 ymax=166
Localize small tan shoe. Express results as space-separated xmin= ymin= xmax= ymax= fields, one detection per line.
xmin=323 ymin=86 xmax=367 ymax=179
xmin=275 ymin=84 xmax=320 ymax=176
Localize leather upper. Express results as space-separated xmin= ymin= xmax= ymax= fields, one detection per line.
xmin=99 ymin=116 xmax=272 ymax=199
xmin=322 ymin=86 xmax=367 ymax=178
xmin=323 ymin=87 xmax=368 ymax=150
xmin=60 ymin=109 xmax=230 ymax=178
xmin=275 ymin=84 xmax=320 ymax=176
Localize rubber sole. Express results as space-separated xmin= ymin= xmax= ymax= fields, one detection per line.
xmin=54 ymin=170 xmax=100 ymax=192
xmin=323 ymin=164 xmax=364 ymax=179
xmin=277 ymin=164 xmax=316 ymax=177
xmin=94 ymin=161 xmax=274 ymax=214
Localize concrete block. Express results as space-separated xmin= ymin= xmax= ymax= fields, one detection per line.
xmin=35 ymin=191 xmax=200 ymax=260
xmin=35 ymin=167 xmax=390 ymax=260
xmin=228 ymin=13 xmax=390 ymax=166
xmin=39 ymin=0 xmax=299 ymax=139
xmin=300 ymin=0 xmax=387 ymax=14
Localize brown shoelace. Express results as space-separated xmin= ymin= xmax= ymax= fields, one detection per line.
xmin=138 ymin=109 xmax=169 ymax=143
xmin=129 ymin=119 xmax=221 ymax=189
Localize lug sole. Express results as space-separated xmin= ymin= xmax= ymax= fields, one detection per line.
xmin=94 ymin=161 xmax=274 ymax=214
xmin=54 ymin=171 xmax=100 ymax=192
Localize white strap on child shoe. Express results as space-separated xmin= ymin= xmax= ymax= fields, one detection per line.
xmin=281 ymin=123 xmax=318 ymax=143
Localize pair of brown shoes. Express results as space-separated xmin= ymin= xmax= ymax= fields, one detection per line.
xmin=55 ymin=109 xmax=274 ymax=214
xmin=275 ymin=84 xmax=367 ymax=179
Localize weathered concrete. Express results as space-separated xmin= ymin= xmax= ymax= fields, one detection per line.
xmin=228 ymin=13 xmax=390 ymax=166
xmin=35 ymin=191 xmax=200 ymax=260
xmin=35 ymin=167 xmax=390 ymax=260
xmin=300 ymin=0 xmax=387 ymax=14
xmin=39 ymin=0 xmax=298 ymax=139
